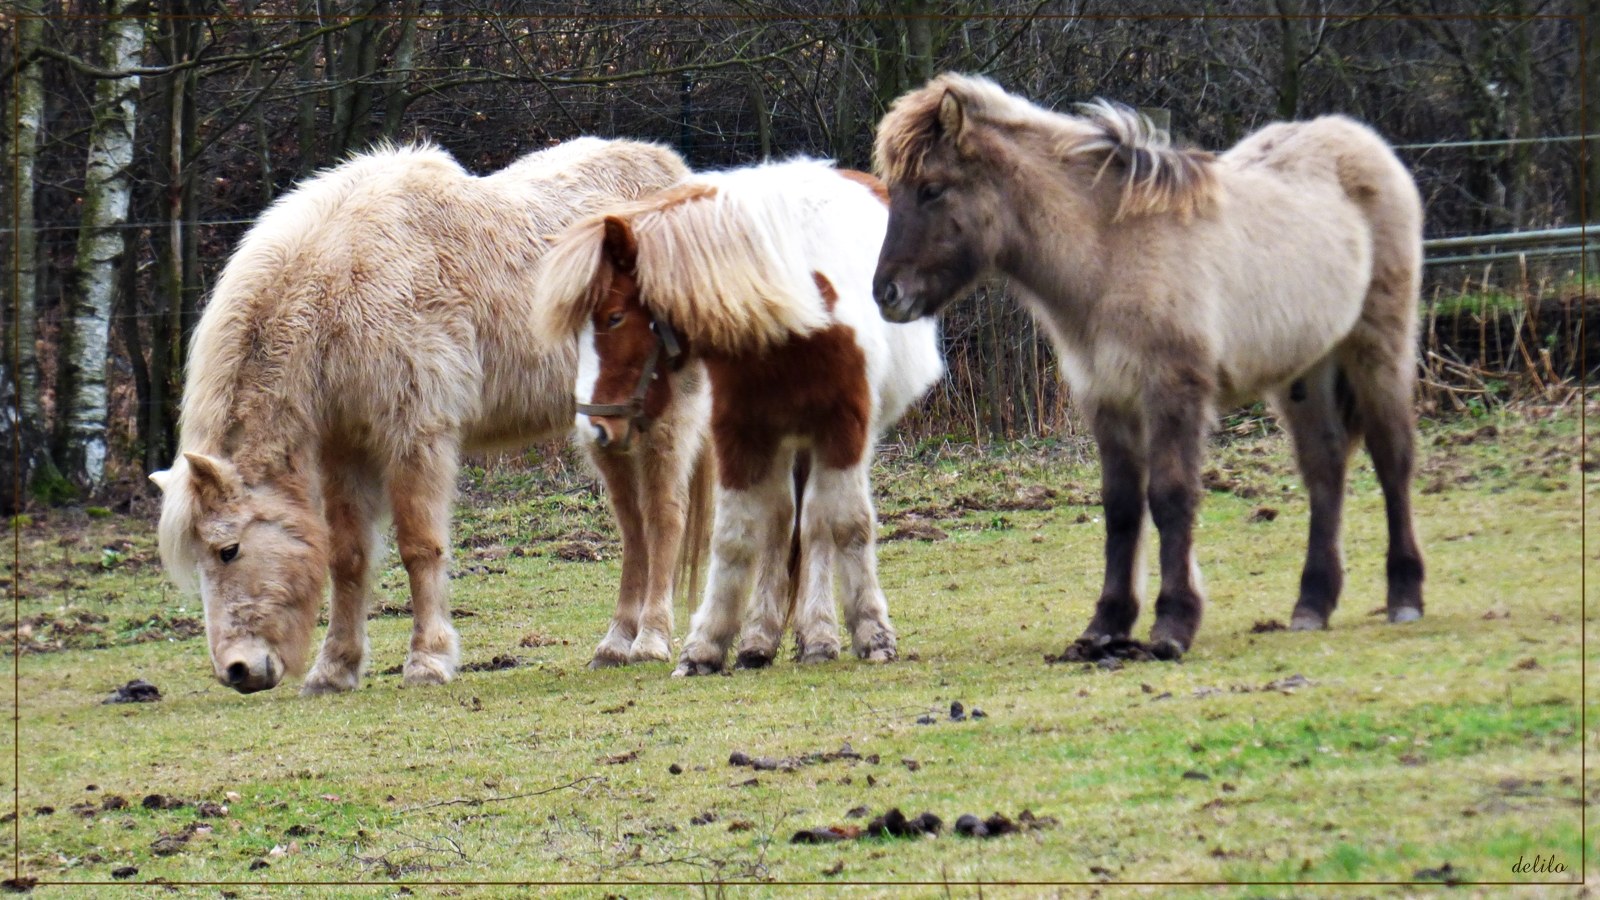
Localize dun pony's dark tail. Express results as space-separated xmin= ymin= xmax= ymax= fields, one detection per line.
xmin=780 ymin=451 xmax=813 ymax=640
xmin=674 ymin=438 xmax=716 ymax=609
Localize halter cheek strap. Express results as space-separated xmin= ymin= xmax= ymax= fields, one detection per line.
xmin=576 ymin=315 xmax=683 ymax=429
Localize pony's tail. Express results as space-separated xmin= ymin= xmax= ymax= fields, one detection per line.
xmin=674 ymin=437 xmax=716 ymax=610
xmin=780 ymin=451 xmax=813 ymax=645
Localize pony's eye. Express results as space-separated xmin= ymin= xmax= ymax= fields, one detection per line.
xmin=606 ymin=311 xmax=626 ymax=328
xmin=917 ymin=183 xmax=946 ymax=204
xmin=219 ymin=544 xmax=239 ymax=564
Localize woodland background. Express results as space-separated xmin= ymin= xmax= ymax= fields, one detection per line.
xmin=3 ymin=2 xmax=1596 ymax=510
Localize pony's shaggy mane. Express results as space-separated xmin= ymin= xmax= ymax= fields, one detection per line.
xmin=875 ymin=73 xmax=1219 ymax=221
xmin=536 ymin=164 xmax=838 ymax=354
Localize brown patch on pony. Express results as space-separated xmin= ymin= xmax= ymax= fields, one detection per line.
xmin=836 ymin=169 xmax=890 ymax=206
xmin=812 ymin=272 xmax=839 ymax=313
xmin=702 ymin=325 xmax=870 ymax=491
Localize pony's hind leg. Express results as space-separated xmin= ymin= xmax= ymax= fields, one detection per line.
xmin=587 ymin=446 xmax=648 ymax=668
xmin=304 ymin=455 xmax=384 ymax=695
xmin=391 ymin=439 xmax=462 ymax=686
xmin=829 ymin=462 xmax=897 ymax=662
xmin=734 ymin=450 xmax=804 ymax=669
xmin=1340 ymin=341 xmax=1425 ymax=622
xmin=674 ymin=464 xmax=789 ymax=676
xmin=1274 ymin=360 xmax=1360 ymax=631
xmin=1141 ymin=380 xmax=1212 ymax=660
xmin=1079 ymin=405 xmax=1148 ymax=646
xmin=790 ymin=463 xmax=869 ymax=665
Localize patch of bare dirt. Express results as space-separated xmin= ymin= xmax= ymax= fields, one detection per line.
xmin=881 ymin=520 xmax=947 ymax=542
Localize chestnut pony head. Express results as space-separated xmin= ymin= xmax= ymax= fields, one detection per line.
xmin=577 ymin=216 xmax=685 ymax=448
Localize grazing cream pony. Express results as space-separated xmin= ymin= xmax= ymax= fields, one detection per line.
xmin=536 ymin=159 xmax=943 ymax=674
xmin=151 ymin=138 xmax=703 ymax=694
xmin=872 ymin=74 xmax=1425 ymax=659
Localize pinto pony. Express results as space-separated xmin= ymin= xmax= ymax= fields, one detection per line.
xmin=872 ymin=74 xmax=1425 ymax=659
xmin=151 ymin=138 xmax=700 ymax=694
xmin=536 ymin=159 xmax=943 ymax=674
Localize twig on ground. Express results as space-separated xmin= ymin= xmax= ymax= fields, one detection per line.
xmin=398 ymin=775 xmax=604 ymax=814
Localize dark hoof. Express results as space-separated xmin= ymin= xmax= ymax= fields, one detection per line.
xmin=1388 ymin=606 xmax=1423 ymax=624
xmin=671 ymin=659 xmax=723 ymax=677
xmin=1150 ymin=639 xmax=1186 ymax=662
xmin=1288 ymin=612 xmax=1327 ymax=632
xmin=1078 ymin=630 xmax=1125 ymax=647
xmin=735 ymin=650 xmax=774 ymax=670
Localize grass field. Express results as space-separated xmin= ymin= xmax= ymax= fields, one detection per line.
xmin=4 ymin=404 xmax=1591 ymax=898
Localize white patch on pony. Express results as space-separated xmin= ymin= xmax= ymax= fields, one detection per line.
xmin=1131 ymin=508 xmax=1151 ymax=607
xmin=1188 ymin=543 xmax=1205 ymax=599
xmin=574 ymin=322 xmax=600 ymax=436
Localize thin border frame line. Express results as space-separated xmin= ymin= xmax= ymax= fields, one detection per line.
xmin=7 ymin=8 xmax=1588 ymax=891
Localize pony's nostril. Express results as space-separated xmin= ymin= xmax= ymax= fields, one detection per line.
xmin=225 ymin=661 xmax=249 ymax=685
xmin=592 ymin=423 xmax=610 ymax=447
xmin=881 ymin=281 xmax=901 ymax=307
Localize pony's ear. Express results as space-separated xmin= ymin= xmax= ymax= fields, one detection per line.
xmin=602 ymin=216 xmax=638 ymax=273
xmin=937 ymin=89 xmax=966 ymax=143
xmin=182 ymin=452 xmax=242 ymax=510
xmin=148 ymin=469 xmax=172 ymax=492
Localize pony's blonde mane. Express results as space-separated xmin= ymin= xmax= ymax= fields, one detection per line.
xmin=536 ymin=167 xmax=835 ymax=354
xmin=875 ymin=73 xmax=1219 ymax=222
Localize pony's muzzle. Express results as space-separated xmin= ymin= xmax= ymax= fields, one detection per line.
xmin=588 ymin=415 xmax=633 ymax=451
xmin=873 ymin=277 xmax=917 ymax=323
xmin=219 ymin=652 xmax=281 ymax=694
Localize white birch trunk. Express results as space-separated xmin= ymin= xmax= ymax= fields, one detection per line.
xmin=60 ymin=3 xmax=144 ymax=490
xmin=15 ymin=0 xmax=44 ymax=442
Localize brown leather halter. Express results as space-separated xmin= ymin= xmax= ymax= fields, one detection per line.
xmin=576 ymin=314 xmax=683 ymax=434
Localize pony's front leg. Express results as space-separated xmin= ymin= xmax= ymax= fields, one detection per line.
xmin=304 ymin=462 xmax=383 ymax=695
xmin=673 ymin=482 xmax=771 ymax=676
xmin=1143 ymin=385 xmax=1211 ymax=660
xmin=391 ymin=441 xmax=461 ymax=686
xmin=813 ymin=462 xmax=895 ymax=662
xmin=587 ymin=446 xmax=648 ymax=667
xmin=1080 ymin=405 xmax=1148 ymax=645
xmin=629 ymin=423 xmax=705 ymax=665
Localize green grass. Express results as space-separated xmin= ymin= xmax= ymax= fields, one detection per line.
xmin=4 ymin=406 xmax=1590 ymax=898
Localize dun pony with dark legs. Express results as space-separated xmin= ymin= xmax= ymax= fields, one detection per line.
xmin=151 ymin=138 xmax=701 ymax=693
xmin=537 ymin=160 xmax=943 ymax=674
xmin=871 ymin=74 xmax=1425 ymax=659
